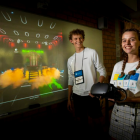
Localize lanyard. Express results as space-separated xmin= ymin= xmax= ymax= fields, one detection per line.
xmin=74 ymin=48 xmax=85 ymax=72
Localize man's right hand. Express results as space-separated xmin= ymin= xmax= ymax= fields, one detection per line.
xmin=89 ymin=93 xmax=94 ymax=98
xmin=67 ymin=100 xmax=73 ymax=111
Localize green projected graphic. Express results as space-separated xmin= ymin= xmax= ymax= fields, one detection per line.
xmin=48 ymin=78 xmax=63 ymax=89
xmin=39 ymin=78 xmax=63 ymax=96
xmin=39 ymin=85 xmax=53 ymax=96
xmin=22 ymin=50 xmax=44 ymax=53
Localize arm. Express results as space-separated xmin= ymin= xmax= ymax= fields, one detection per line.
xmin=131 ymin=97 xmax=140 ymax=102
xmin=123 ymin=97 xmax=140 ymax=103
xmin=110 ymin=97 xmax=140 ymax=103
xmin=89 ymin=50 xmax=106 ymax=98
xmin=68 ymin=85 xmax=73 ymax=101
xmin=99 ymin=75 xmax=105 ymax=83
xmin=109 ymin=89 xmax=140 ymax=103
xmin=119 ymin=96 xmax=140 ymax=103
xmin=93 ymin=50 xmax=107 ymax=79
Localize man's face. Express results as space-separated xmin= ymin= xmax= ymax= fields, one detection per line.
xmin=70 ymin=34 xmax=84 ymax=49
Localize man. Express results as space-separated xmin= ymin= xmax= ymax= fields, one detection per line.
xmin=67 ymin=29 xmax=107 ymax=129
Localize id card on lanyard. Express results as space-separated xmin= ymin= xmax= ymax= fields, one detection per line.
xmin=74 ymin=70 xmax=84 ymax=85
xmin=74 ymin=48 xmax=84 ymax=85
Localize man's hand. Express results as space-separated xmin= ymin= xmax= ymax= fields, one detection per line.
xmin=89 ymin=93 xmax=102 ymax=100
xmin=99 ymin=76 xmax=105 ymax=83
xmin=67 ymin=100 xmax=73 ymax=111
xmin=89 ymin=93 xmax=94 ymax=98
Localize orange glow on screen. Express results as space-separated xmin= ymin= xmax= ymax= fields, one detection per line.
xmin=23 ymin=43 xmax=27 ymax=48
xmin=48 ymin=45 xmax=52 ymax=50
xmin=9 ymin=42 xmax=15 ymax=47
xmin=37 ymin=44 xmax=41 ymax=49
xmin=3 ymin=37 xmax=9 ymax=43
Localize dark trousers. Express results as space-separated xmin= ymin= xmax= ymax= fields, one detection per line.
xmin=72 ymin=93 xmax=102 ymax=125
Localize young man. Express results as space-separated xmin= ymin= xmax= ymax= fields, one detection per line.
xmin=67 ymin=29 xmax=107 ymax=129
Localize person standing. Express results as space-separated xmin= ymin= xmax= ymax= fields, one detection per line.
xmin=67 ymin=29 xmax=107 ymax=131
xmin=109 ymin=28 xmax=140 ymax=140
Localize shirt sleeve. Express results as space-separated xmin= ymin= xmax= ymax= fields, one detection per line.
xmin=67 ymin=59 xmax=74 ymax=86
xmin=93 ymin=50 xmax=107 ymax=78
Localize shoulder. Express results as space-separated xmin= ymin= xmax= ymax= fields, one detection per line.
xmin=67 ymin=54 xmax=75 ymax=63
xmin=114 ymin=60 xmax=123 ymax=68
xmin=85 ymin=47 xmax=97 ymax=54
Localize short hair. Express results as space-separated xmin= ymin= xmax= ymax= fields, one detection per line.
xmin=68 ymin=29 xmax=85 ymax=40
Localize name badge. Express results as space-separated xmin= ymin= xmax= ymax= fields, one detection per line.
xmin=74 ymin=70 xmax=84 ymax=85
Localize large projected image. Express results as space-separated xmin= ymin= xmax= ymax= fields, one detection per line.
xmin=0 ymin=6 xmax=67 ymax=115
xmin=0 ymin=6 xmax=103 ymax=116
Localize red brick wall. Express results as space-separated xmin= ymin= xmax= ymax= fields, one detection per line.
xmin=102 ymin=19 xmax=116 ymax=83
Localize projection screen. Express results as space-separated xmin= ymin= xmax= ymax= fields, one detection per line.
xmin=0 ymin=6 xmax=103 ymax=116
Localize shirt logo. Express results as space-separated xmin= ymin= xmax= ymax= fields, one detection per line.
xmin=113 ymin=73 xmax=139 ymax=89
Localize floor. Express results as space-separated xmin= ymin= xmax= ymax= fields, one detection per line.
xmin=0 ymin=102 xmax=113 ymax=140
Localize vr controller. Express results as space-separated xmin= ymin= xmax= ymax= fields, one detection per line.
xmin=91 ymin=82 xmax=127 ymax=101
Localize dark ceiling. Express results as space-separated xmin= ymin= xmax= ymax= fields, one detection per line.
xmin=0 ymin=0 xmax=140 ymax=22
xmin=129 ymin=0 xmax=140 ymax=19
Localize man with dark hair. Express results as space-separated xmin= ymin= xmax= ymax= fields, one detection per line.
xmin=67 ymin=28 xmax=107 ymax=131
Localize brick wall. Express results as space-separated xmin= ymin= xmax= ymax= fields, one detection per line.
xmin=102 ymin=18 xmax=116 ymax=83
